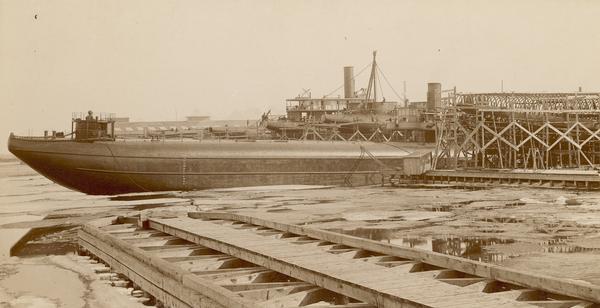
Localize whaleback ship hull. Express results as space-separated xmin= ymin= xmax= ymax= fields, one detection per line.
xmin=8 ymin=135 xmax=410 ymax=195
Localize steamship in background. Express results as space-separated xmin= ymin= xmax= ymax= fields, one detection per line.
xmin=263 ymin=51 xmax=441 ymax=143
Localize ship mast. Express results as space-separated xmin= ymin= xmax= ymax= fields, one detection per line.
xmin=365 ymin=50 xmax=378 ymax=102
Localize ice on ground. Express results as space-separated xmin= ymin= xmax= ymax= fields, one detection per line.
xmin=0 ymin=263 xmax=86 ymax=308
xmin=519 ymin=197 xmax=545 ymax=204
xmin=556 ymin=212 xmax=600 ymax=226
xmin=209 ymin=185 xmax=333 ymax=192
xmin=342 ymin=210 xmax=451 ymax=222
xmin=7 ymin=295 xmax=58 ymax=308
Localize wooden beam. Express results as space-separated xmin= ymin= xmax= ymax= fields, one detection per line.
xmin=79 ymin=224 xmax=257 ymax=308
xmin=188 ymin=212 xmax=600 ymax=304
xmin=220 ymin=282 xmax=311 ymax=292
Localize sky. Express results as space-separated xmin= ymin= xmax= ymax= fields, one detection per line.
xmin=1 ymin=0 xmax=600 ymax=152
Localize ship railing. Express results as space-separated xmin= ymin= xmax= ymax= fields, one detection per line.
xmin=72 ymin=112 xmax=117 ymax=122
xmin=12 ymin=134 xmax=73 ymax=141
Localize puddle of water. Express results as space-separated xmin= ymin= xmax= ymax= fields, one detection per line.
xmin=423 ymin=205 xmax=453 ymax=212
xmin=479 ymin=217 xmax=524 ymax=224
xmin=392 ymin=236 xmax=514 ymax=263
xmin=315 ymin=199 xmax=335 ymax=204
xmin=267 ymin=208 xmax=293 ymax=213
xmin=336 ymin=227 xmax=396 ymax=241
xmin=479 ymin=229 xmax=505 ymax=233
xmin=336 ymin=227 xmax=514 ymax=263
xmin=210 ymin=185 xmax=331 ymax=192
xmin=187 ymin=195 xmax=214 ymax=199
xmin=213 ymin=206 xmax=230 ymax=211
xmin=538 ymin=245 xmax=597 ymax=253
xmin=130 ymin=203 xmax=174 ymax=211
xmin=363 ymin=217 xmax=405 ymax=223
xmin=43 ymin=213 xmax=81 ymax=220
xmin=11 ymin=226 xmax=79 ymax=257
xmin=17 ymin=242 xmax=78 ymax=257
xmin=110 ymin=192 xmax=175 ymax=201
xmin=537 ymin=237 xmax=600 ymax=253
xmin=486 ymin=236 xmax=600 ymax=257
xmin=342 ymin=211 xmax=452 ymax=223
xmin=303 ymin=218 xmax=347 ymax=225
xmin=340 ymin=226 xmax=600 ymax=263
xmin=246 ymin=195 xmax=284 ymax=201
xmin=505 ymin=201 xmax=527 ymax=208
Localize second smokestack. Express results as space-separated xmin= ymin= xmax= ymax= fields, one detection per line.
xmin=344 ymin=66 xmax=355 ymax=98
xmin=427 ymin=82 xmax=442 ymax=111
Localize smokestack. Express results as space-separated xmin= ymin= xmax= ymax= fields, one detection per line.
xmin=427 ymin=82 xmax=442 ymax=111
xmin=344 ymin=66 xmax=355 ymax=98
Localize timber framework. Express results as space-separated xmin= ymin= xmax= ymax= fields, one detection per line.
xmin=78 ymin=212 xmax=600 ymax=307
xmin=433 ymin=91 xmax=600 ymax=170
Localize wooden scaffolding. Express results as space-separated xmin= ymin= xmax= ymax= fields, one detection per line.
xmin=433 ymin=92 xmax=600 ymax=170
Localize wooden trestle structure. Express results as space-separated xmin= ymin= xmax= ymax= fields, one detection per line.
xmin=79 ymin=212 xmax=600 ymax=307
xmin=433 ymin=92 xmax=600 ymax=170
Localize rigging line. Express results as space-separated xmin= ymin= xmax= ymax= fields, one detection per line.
xmin=344 ymin=145 xmax=366 ymax=186
xmin=360 ymin=145 xmax=394 ymax=171
xmin=324 ymin=62 xmax=372 ymax=97
xmin=376 ymin=70 xmax=385 ymax=99
xmin=376 ymin=66 xmax=404 ymax=102
xmin=324 ymin=85 xmax=345 ymax=98
xmin=380 ymin=141 xmax=411 ymax=155
xmin=102 ymin=143 xmax=150 ymax=192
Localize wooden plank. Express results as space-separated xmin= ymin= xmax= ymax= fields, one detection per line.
xmin=522 ymin=300 xmax=586 ymax=308
xmin=258 ymin=287 xmax=321 ymax=308
xmin=197 ymin=268 xmax=270 ymax=280
xmin=151 ymin=247 xmax=215 ymax=258
xmin=220 ymin=282 xmax=311 ymax=292
xmin=79 ymin=231 xmax=198 ymax=308
xmin=150 ymin=217 xmax=535 ymax=308
xmin=163 ymin=254 xmax=226 ymax=262
xmin=113 ymin=230 xmax=164 ymax=239
xmin=192 ymin=267 xmax=263 ymax=276
xmin=177 ymin=257 xmax=237 ymax=272
xmin=426 ymin=170 xmax=600 ymax=183
xmin=140 ymin=244 xmax=200 ymax=252
xmin=99 ymin=223 xmax=135 ymax=231
xmin=299 ymin=304 xmax=375 ymax=308
xmin=438 ymin=278 xmax=487 ymax=287
xmin=152 ymin=218 xmax=421 ymax=307
xmin=235 ymin=284 xmax=312 ymax=302
xmin=79 ymin=223 xmax=258 ymax=308
xmin=493 ymin=289 xmax=538 ymax=300
xmin=209 ymin=270 xmax=273 ymax=285
xmin=123 ymin=235 xmax=183 ymax=245
xmin=189 ymin=212 xmax=600 ymax=304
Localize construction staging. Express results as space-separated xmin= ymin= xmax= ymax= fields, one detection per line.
xmin=433 ymin=91 xmax=600 ymax=170
xmin=262 ymin=72 xmax=600 ymax=191
xmin=78 ymin=212 xmax=600 ymax=308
